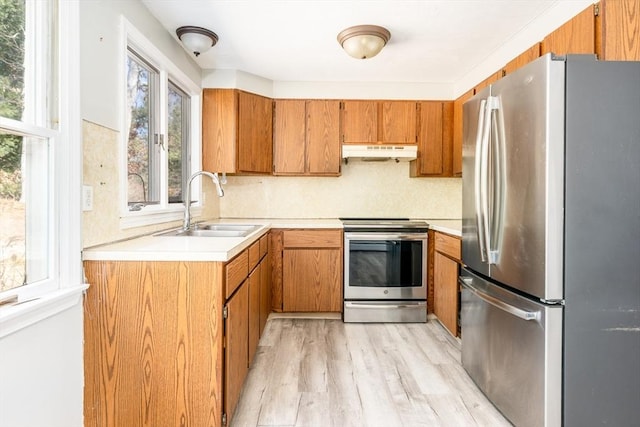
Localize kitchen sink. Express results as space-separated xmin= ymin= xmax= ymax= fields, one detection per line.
xmin=154 ymin=223 xmax=261 ymax=238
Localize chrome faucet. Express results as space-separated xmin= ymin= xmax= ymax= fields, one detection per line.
xmin=183 ymin=171 xmax=224 ymax=230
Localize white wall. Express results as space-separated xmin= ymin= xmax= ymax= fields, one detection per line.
xmin=0 ymin=303 xmax=84 ymax=427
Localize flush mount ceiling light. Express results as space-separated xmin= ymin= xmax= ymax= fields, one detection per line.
xmin=337 ymin=25 xmax=391 ymax=59
xmin=176 ymin=26 xmax=218 ymax=57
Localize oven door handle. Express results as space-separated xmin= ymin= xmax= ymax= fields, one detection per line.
xmin=345 ymin=302 xmax=426 ymax=309
xmin=344 ymin=233 xmax=427 ymax=240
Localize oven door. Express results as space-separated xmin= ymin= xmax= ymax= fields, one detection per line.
xmin=344 ymin=232 xmax=427 ymax=300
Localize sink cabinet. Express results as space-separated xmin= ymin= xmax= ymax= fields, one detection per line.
xmin=83 ymin=232 xmax=270 ymax=427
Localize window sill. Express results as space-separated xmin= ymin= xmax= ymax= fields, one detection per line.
xmin=0 ymin=285 xmax=88 ymax=339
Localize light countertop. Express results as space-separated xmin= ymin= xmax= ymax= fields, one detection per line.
xmin=82 ymin=217 xmax=460 ymax=262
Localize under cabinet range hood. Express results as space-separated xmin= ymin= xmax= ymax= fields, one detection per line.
xmin=342 ymin=144 xmax=417 ymax=162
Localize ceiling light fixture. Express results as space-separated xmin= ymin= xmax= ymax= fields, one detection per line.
xmin=176 ymin=26 xmax=218 ymax=57
xmin=337 ymin=25 xmax=391 ymax=59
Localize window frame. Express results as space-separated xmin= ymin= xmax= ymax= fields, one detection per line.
xmin=120 ymin=18 xmax=202 ymax=230
xmin=0 ymin=0 xmax=85 ymax=338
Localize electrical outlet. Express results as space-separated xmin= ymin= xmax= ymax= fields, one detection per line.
xmin=82 ymin=185 xmax=93 ymax=211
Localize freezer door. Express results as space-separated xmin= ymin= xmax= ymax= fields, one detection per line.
xmin=484 ymin=54 xmax=565 ymax=301
xmin=461 ymin=86 xmax=491 ymax=278
xmin=460 ymin=267 xmax=562 ymax=427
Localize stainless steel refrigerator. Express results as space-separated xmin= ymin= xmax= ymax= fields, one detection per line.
xmin=460 ymin=53 xmax=640 ymax=427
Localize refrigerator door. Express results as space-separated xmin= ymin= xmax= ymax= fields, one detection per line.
xmin=483 ymin=54 xmax=565 ymax=301
xmin=460 ymin=267 xmax=562 ymax=427
xmin=462 ymin=86 xmax=491 ymax=278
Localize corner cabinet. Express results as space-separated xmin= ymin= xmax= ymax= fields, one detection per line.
xmin=202 ymin=89 xmax=273 ymax=174
xmin=410 ymin=101 xmax=454 ymax=177
xmin=341 ymin=100 xmax=418 ymax=144
xmin=273 ymin=99 xmax=341 ymax=176
xmin=83 ymin=233 xmax=271 ymax=427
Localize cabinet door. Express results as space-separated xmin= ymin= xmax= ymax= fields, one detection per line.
xmin=542 ymin=4 xmax=595 ymax=55
xmin=433 ymin=251 xmax=459 ymax=337
xmin=341 ymin=100 xmax=377 ymax=143
xmin=259 ymin=255 xmax=271 ymax=335
xmin=412 ymin=101 xmax=454 ymax=176
xmin=306 ymin=100 xmax=341 ymax=175
xmin=248 ymin=265 xmax=261 ymax=365
xmin=600 ymin=0 xmax=640 ymax=60
xmin=225 ymin=281 xmax=249 ymax=422
xmin=381 ymin=101 xmax=417 ymax=144
xmin=202 ymin=89 xmax=238 ymax=173
xmin=273 ymin=99 xmax=306 ymax=174
xmin=503 ymin=43 xmax=541 ymax=76
xmin=283 ymin=248 xmax=342 ymax=312
xmin=237 ymin=91 xmax=273 ymax=173
xmin=452 ymin=89 xmax=474 ymax=176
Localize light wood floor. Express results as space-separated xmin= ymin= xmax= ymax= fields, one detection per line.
xmin=231 ymin=317 xmax=512 ymax=427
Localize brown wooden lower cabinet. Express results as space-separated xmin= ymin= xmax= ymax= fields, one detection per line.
xmin=83 ymin=232 xmax=271 ymax=427
xmin=432 ymin=231 xmax=462 ymax=337
xmin=271 ymin=228 xmax=343 ymax=312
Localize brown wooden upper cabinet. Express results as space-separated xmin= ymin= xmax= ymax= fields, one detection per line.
xmin=341 ymin=100 xmax=418 ymax=144
xmin=273 ymin=99 xmax=341 ymax=176
xmin=410 ymin=101 xmax=454 ymax=177
xmin=542 ymin=4 xmax=596 ymax=56
xmin=503 ymin=43 xmax=541 ymax=76
xmin=598 ymin=0 xmax=640 ymax=60
xmin=202 ymin=89 xmax=273 ymax=174
xmin=452 ymin=89 xmax=474 ymax=177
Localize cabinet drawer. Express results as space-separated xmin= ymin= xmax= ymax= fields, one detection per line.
xmin=248 ymin=240 xmax=260 ymax=271
xmin=283 ymin=229 xmax=342 ymax=248
xmin=434 ymin=232 xmax=461 ymax=262
xmin=226 ymin=250 xmax=249 ymax=298
xmin=259 ymin=234 xmax=269 ymax=258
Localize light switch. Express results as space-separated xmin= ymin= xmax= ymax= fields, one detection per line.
xmin=82 ymin=185 xmax=93 ymax=211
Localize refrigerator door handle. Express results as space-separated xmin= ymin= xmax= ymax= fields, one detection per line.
xmin=474 ymin=99 xmax=488 ymax=262
xmin=459 ymin=277 xmax=540 ymax=321
xmin=479 ymin=97 xmax=493 ymax=264
xmin=486 ymin=95 xmax=504 ymax=265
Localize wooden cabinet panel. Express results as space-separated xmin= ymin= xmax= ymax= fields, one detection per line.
xmin=226 ymin=250 xmax=248 ymax=299
xmin=503 ymin=43 xmax=541 ymax=76
xmin=474 ymin=70 xmax=502 ymax=93
xmin=600 ymin=0 xmax=640 ymax=60
xmin=259 ymin=234 xmax=269 ymax=259
xmin=341 ymin=100 xmax=417 ymax=144
xmin=433 ymin=251 xmax=459 ymax=337
xmin=273 ymin=99 xmax=306 ymax=174
xmin=542 ymin=4 xmax=596 ymax=55
xmin=237 ymin=91 xmax=273 ymax=173
xmin=283 ymin=248 xmax=342 ymax=312
xmin=202 ymin=89 xmax=272 ymax=175
xmin=381 ymin=101 xmax=418 ymax=143
xmin=306 ymin=100 xmax=341 ymax=175
xmin=453 ymin=89 xmax=474 ymax=176
xmin=259 ymin=255 xmax=271 ymax=335
xmin=248 ymin=240 xmax=260 ymax=271
xmin=202 ymin=89 xmax=237 ymax=173
xmin=274 ymin=99 xmax=341 ymax=176
xmin=225 ymin=280 xmax=249 ymax=423
xmin=270 ymin=230 xmax=284 ymax=312
xmin=434 ymin=232 xmax=461 ymax=262
xmin=83 ymin=260 xmax=225 ymax=427
xmin=410 ymin=101 xmax=454 ymax=177
xmin=341 ymin=100 xmax=377 ymax=143
xmin=283 ymin=229 xmax=342 ymax=248
xmin=248 ymin=266 xmax=261 ymax=364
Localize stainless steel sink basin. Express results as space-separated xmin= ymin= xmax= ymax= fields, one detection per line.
xmin=154 ymin=223 xmax=261 ymax=238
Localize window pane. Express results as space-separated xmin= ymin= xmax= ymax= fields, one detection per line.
xmin=1 ymin=133 xmax=49 ymax=292
xmin=0 ymin=0 xmax=25 ymax=122
xmin=167 ymin=82 xmax=189 ymax=203
xmin=126 ymin=51 xmax=159 ymax=209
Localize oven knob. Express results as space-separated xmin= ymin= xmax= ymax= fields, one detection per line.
xmin=384 ymin=290 xmax=389 ymax=294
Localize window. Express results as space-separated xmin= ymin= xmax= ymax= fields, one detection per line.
xmin=0 ymin=0 xmax=82 ymax=309
xmin=122 ymin=21 xmax=200 ymax=228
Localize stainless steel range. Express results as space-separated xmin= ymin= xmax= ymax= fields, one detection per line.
xmin=341 ymin=218 xmax=429 ymax=323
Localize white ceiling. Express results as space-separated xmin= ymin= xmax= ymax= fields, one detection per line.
xmin=141 ymin=0 xmax=584 ymax=85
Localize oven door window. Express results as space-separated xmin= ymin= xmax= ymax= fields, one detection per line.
xmin=349 ymin=240 xmax=423 ymax=287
